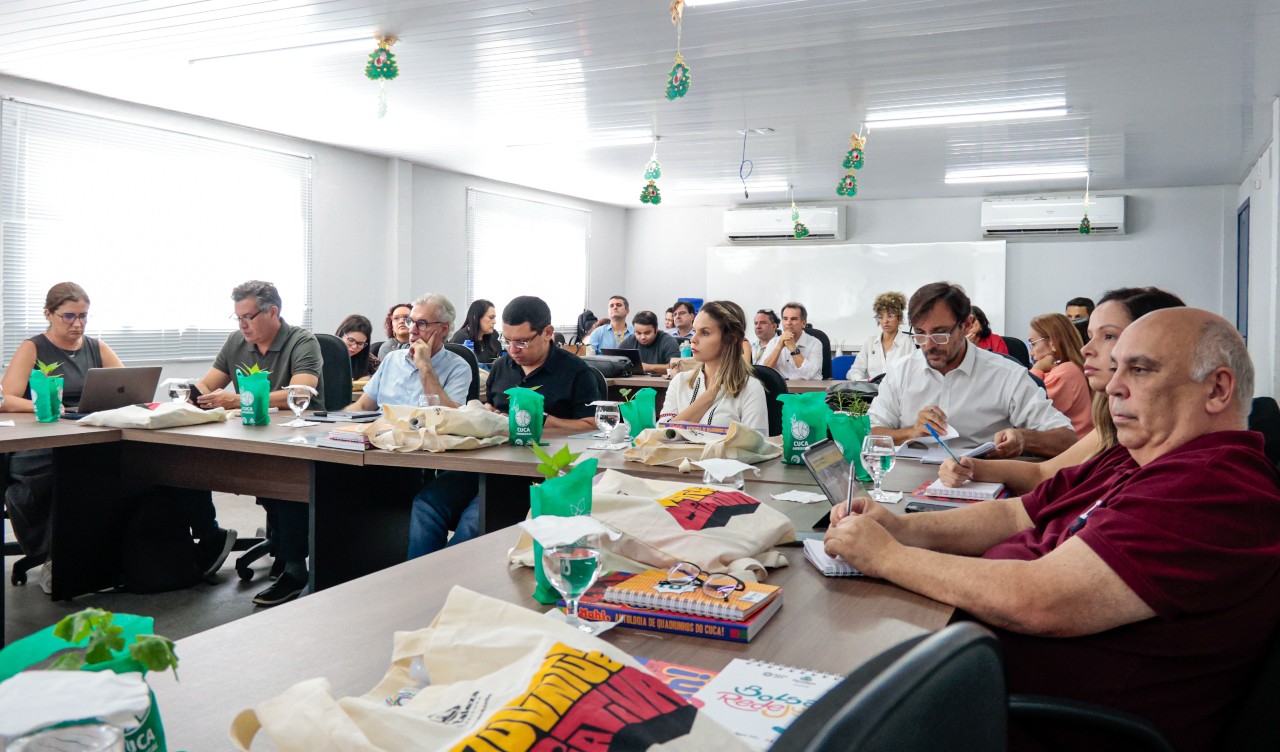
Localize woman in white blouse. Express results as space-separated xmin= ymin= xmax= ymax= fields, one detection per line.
xmin=849 ymin=291 xmax=915 ymax=381
xmin=659 ymin=300 xmax=769 ymax=433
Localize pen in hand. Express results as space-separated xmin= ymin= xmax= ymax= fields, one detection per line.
xmin=926 ymin=424 xmax=964 ymax=465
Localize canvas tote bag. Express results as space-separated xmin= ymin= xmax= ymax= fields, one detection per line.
xmin=623 ymin=421 xmax=782 ymax=467
xmin=363 ymin=401 xmax=508 ymax=452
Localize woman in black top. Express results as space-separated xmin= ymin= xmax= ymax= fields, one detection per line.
xmin=336 ymin=314 xmax=379 ymax=379
xmin=450 ymin=299 xmax=502 ymax=364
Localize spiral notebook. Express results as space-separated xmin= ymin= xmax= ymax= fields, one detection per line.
xmin=692 ymin=658 xmax=844 ymax=750
xmin=603 ymin=570 xmax=780 ymax=621
xmin=802 ymin=538 xmax=863 ymax=577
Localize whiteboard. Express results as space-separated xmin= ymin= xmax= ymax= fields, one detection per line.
xmin=706 ymin=241 xmax=1006 ymax=350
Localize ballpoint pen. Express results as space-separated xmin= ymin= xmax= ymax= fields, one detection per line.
xmin=926 ymin=423 xmax=963 ymax=465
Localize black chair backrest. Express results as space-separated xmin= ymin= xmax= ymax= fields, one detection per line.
xmin=771 ymin=622 xmax=1007 ymax=752
xmin=1248 ymin=396 xmax=1280 ymax=470
xmin=805 ymin=325 xmax=834 ymax=379
xmin=751 ymin=365 xmax=788 ymax=437
xmin=587 ymin=365 xmax=608 ymax=402
xmin=1003 ymin=336 xmax=1031 ymax=368
xmin=313 ymin=333 xmax=350 ymax=411
xmin=443 ymin=342 xmax=481 ymax=403
xmin=1215 ymin=620 xmax=1280 ymax=750
xmin=370 ymin=341 xmax=384 ymax=358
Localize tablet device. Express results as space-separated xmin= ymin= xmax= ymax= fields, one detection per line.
xmin=801 ymin=438 xmax=865 ymax=530
xmin=601 ymin=348 xmax=643 ymax=369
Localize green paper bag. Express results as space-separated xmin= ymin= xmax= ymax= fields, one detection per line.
xmin=777 ymin=391 xmax=832 ymax=464
xmin=618 ymin=387 xmax=657 ymax=438
xmin=505 ymin=387 xmax=545 ymax=446
xmin=829 ymin=412 xmax=873 ymax=483
xmin=530 ymin=457 xmax=599 ymax=604
xmin=236 ymin=370 xmax=272 ymax=426
xmin=30 ymin=370 xmax=64 ymax=423
xmin=0 ymin=613 xmax=170 ymax=752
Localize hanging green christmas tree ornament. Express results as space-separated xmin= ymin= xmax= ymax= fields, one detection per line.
xmin=1079 ymin=215 xmax=1092 ymax=234
xmin=365 ymin=37 xmax=399 ymax=118
xmin=837 ymin=173 xmax=858 ymax=197
xmin=1078 ymin=169 xmax=1093 ymax=234
xmin=836 ymin=130 xmax=866 ymax=197
xmin=665 ymin=1 xmax=691 ymax=101
xmin=641 ymin=180 xmax=662 ymax=205
xmin=790 ymin=194 xmax=809 ymax=238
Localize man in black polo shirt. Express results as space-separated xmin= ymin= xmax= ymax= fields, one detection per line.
xmin=407 ymin=296 xmax=602 ymax=558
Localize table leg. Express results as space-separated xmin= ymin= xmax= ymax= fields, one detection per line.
xmin=50 ymin=442 xmax=134 ymax=600
xmin=309 ymin=464 xmax=422 ymax=592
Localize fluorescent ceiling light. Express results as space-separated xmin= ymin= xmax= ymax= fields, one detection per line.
xmin=676 ymin=180 xmax=790 ymax=193
xmin=189 ymin=37 xmax=377 ymax=65
xmin=945 ymin=163 xmax=1088 ymax=185
xmin=867 ymin=97 xmax=1067 ymax=129
xmin=506 ymin=134 xmax=655 ymax=149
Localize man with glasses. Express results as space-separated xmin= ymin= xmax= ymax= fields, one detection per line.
xmin=761 ymin=302 xmax=823 ymax=380
xmin=347 ymin=293 xmax=471 ymax=411
xmin=407 ymin=295 xmax=603 ymax=560
xmin=751 ymin=309 xmax=780 ymax=364
xmin=666 ymin=300 xmax=696 ymax=343
xmin=193 ymin=280 xmax=326 ymax=606
xmin=869 ymin=282 xmax=1075 ymax=459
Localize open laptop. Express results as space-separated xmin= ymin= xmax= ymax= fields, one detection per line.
xmin=600 ymin=348 xmax=643 ymax=370
xmin=64 ymin=366 xmax=162 ymax=418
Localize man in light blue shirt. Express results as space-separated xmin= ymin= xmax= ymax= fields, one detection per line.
xmin=348 ymin=293 xmax=472 ymax=409
xmin=584 ymin=295 xmax=633 ymax=354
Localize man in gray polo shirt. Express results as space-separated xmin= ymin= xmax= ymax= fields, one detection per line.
xmin=194 ymin=280 xmax=325 ymax=607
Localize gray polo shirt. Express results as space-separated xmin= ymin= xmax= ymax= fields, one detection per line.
xmin=212 ymin=319 xmax=326 ymax=410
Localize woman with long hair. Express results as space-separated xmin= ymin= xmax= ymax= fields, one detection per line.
xmin=658 ymin=300 xmax=767 ymax=432
xmin=336 ymin=314 xmax=379 ymax=379
xmin=450 ymin=299 xmax=501 ymax=364
xmin=940 ymin=287 xmax=1186 ymax=493
xmin=1028 ymin=312 xmax=1093 ymax=438
xmin=376 ymin=302 xmax=412 ymax=360
xmin=965 ymin=305 xmax=1009 ymax=354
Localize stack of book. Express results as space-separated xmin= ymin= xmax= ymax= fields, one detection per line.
xmin=909 ymin=478 xmax=1008 ymax=507
xmin=562 ymin=570 xmax=783 ymax=643
xmin=316 ymin=423 xmax=373 ymax=451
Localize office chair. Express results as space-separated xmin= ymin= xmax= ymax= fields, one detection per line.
xmin=751 ymin=365 xmax=788 ymax=437
xmin=805 ymin=326 xmax=834 ymax=379
xmin=770 ymin=622 xmax=1007 ymax=752
xmin=587 ymin=365 xmax=608 ymax=402
xmin=1003 ymin=336 xmax=1031 ymax=368
xmin=369 ymin=341 xmax=384 ymax=358
xmin=314 ymin=333 xmax=352 ymax=411
xmin=1247 ymin=396 xmax=1280 ymax=470
xmin=831 ymin=355 xmax=855 ymax=380
xmin=443 ymin=342 xmax=481 ymax=403
xmin=1210 ymin=621 xmax=1280 ymax=750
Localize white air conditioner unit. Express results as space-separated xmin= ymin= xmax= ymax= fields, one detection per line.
xmin=981 ymin=194 xmax=1126 ymax=237
xmin=723 ymin=206 xmax=846 ymax=241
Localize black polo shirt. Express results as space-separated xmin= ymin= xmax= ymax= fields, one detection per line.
xmin=485 ymin=344 xmax=601 ymax=420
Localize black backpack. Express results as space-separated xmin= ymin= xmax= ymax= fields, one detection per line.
xmin=573 ymin=309 xmax=598 ymax=345
xmin=120 ymin=490 xmax=204 ymax=593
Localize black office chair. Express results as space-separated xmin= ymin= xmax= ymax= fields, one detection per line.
xmin=805 ymin=325 xmax=834 ymax=379
xmin=444 ymin=342 xmax=481 ymax=403
xmin=771 ymin=622 xmax=1007 ymax=752
xmin=751 ymin=365 xmax=788 ymax=437
xmin=1003 ymin=336 xmax=1031 ymax=368
xmin=1210 ymin=621 xmax=1280 ymax=750
xmin=1247 ymin=396 xmax=1280 ymax=470
xmin=369 ymin=340 xmax=384 ymax=358
xmin=314 ymin=333 xmax=352 ymax=411
xmin=587 ymin=365 xmax=608 ymax=401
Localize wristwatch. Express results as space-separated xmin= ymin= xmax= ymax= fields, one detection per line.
xmin=790 ymin=348 xmax=802 ymax=356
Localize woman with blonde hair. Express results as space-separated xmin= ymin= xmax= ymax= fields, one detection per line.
xmin=849 ymin=291 xmax=915 ymax=381
xmin=658 ymin=300 xmax=767 ymax=432
xmin=1028 ymin=312 xmax=1093 ymax=438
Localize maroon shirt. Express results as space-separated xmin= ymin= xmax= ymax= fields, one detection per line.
xmin=984 ymin=431 xmax=1280 ymax=751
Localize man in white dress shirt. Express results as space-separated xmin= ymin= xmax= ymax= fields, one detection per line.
xmin=761 ymin=302 xmax=823 ymax=380
xmin=869 ymin=282 xmax=1076 ymax=459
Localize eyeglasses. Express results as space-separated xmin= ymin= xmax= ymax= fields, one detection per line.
xmin=1027 ymin=336 xmax=1048 ymax=347
xmin=229 ymin=309 xmax=266 ymax=324
xmin=54 ymin=312 xmax=89 ymax=324
xmin=342 ymin=335 xmax=368 ymax=350
xmin=874 ymin=314 xmax=900 ymax=323
xmin=391 ymin=315 xmax=411 ymax=324
xmin=910 ymin=321 xmax=962 ymax=346
xmin=410 ymin=319 xmax=447 ymax=330
xmin=501 ymin=334 xmax=540 ymax=351
xmin=660 ymin=562 xmax=746 ymax=601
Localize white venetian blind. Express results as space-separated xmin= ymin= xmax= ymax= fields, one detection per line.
xmin=0 ymin=99 xmax=312 ymax=363
xmin=465 ymin=188 xmax=590 ymax=329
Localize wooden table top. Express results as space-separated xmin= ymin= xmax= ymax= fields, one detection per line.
xmin=118 ymin=418 xmax=364 ymax=466
xmin=0 ymin=413 xmax=120 ymax=451
xmin=606 ymin=376 xmax=845 ymax=394
xmin=149 ymin=526 xmax=953 ymax=750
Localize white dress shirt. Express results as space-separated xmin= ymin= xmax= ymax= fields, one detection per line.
xmin=751 ymin=335 xmax=780 ymax=364
xmin=849 ymin=330 xmax=916 ymax=381
xmin=658 ymin=368 xmax=769 ymax=433
xmin=868 ymin=342 xmax=1071 ymax=443
xmin=760 ymin=331 xmax=824 ymax=380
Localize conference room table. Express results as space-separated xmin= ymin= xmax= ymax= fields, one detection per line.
xmin=148 ymin=476 xmax=954 ymax=751
xmin=607 ymin=375 xmax=837 ymax=397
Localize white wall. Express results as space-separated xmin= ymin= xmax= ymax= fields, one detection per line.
xmin=1237 ymin=98 xmax=1280 ymax=399
xmin=625 ymin=186 xmax=1240 ymax=367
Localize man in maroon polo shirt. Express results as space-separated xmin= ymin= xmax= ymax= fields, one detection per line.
xmin=824 ymin=308 xmax=1280 ymax=751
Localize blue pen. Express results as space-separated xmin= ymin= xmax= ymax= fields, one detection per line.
xmin=925 ymin=424 xmax=963 ymax=465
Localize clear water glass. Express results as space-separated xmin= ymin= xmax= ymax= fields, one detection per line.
xmin=168 ymin=381 xmax=190 ymax=403
xmin=541 ymin=534 xmax=603 ymax=631
xmin=861 ymin=434 xmax=897 ymax=501
xmin=9 ymin=724 xmax=124 ymax=752
xmin=284 ymin=386 xmax=311 ymax=427
xmin=591 ymin=403 xmax=620 ymax=449
xmin=418 ymin=394 xmax=442 ymax=408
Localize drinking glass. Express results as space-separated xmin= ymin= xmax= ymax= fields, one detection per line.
xmin=418 ymin=394 xmax=442 ymax=408
xmin=541 ymin=533 xmax=604 ymax=631
xmin=860 ymin=434 xmax=897 ymax=501
xmin=9 ymin=724 xmax=124 ymax=752
xmin=283 ymin=386 xmax=312 ymax=427
xmin=591 ymin=403 xmax=620 ymax=449
xmin=168 ymin=381 xmax=190 ymax=404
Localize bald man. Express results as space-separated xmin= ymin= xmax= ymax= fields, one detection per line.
xmin=826 ymin=308 xmax=1280 ymax=750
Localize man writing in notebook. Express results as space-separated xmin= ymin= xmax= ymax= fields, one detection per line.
xmin=826 ymin=308 xmax=1280 ymax=751
xmin=869 ymin=282 xmax=1075 ymax=459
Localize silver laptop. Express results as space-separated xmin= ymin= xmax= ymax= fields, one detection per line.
xmin=600 ymin=348 xmax=643 ymax=369
xmin=66 ymin=366 xmax=163 ymax=415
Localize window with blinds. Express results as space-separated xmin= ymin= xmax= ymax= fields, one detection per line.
xmin=0 ymin=100 xmax=312 ymax=364
xmin=465 ymin=188 xmax=590 ymax=329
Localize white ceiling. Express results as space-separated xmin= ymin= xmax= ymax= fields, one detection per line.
xmin=1 ymin=0 xmax=1277 ymax=207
